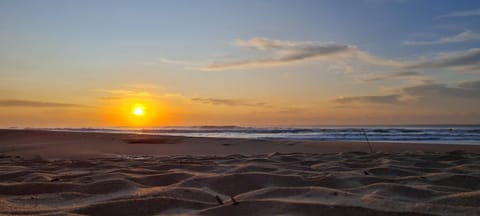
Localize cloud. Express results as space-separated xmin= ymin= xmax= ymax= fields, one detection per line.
xmin=96 ymin=89 xmax=152 ymax=98
xmin=95 ymin=84 xmax=166 ymax=101
xmin=404 ymin=30 xmax=480 ymax=46
xmin=235 ymin=37 xmax=286 ymax=50
xmin=332 ymin=95 xmax=402 ymax=104
xmin=441 ymin=8 xmax=480 ymax=18
xmin=158 ymin=58 xmax=198 ymax=66
xmin=402 ymin=82 xmax=480 ymax=99
xmin=234 ymin=38 xmax=353 ymax=53
xmin=204 ymin=38 xmax=404 ymax=71
xmin=167 ymin=37 xmax=475 ymax=73
xmin=406 ymin=48 xmax=480 ymax=71
xmin=458 ymin=80 xmax=480 ymax=89
xmin=125 ymin=83 xmax=159 ymax=90
xmin=191 ymin=97 xmax=308 ymax=115
xmin=97 ymin=96 xmax=122 ymax=100
xmin=364 ymin=71 xmax=421 ymax=81
xmin=204 ymin=38 xmax=358 ymax=71
xmin=332 ymin=80 xmax=480 ymax=105
xmin=191 ymin=97 xmax=271 ymax=107
xmin=0 ymin=99 xmax=84 ymax=108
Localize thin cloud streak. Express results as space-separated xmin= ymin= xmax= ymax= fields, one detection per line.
xmin=402 ymin=82 xmax=480 ymax=99
xmin=0 ymin=99 xmax=85 ymax=108
xmin=458 ymin=80 xmax=480 ymax=89
xmin=96 ymin=89 xmax=152 ymax=98
xmin=332 ymin=80 xmax=480 ymax=105
xmin=406 ymin=48 xmax=480 ymax=71
xmin=191 ymin=97 xmax=271 ymax=107
xmin=165 ymin=38 xmax=479 ymax=74
xmin=203 ymin=37 xmax=402 ymax=71
xmin=440 ymin=8 xmax=480 ymax=18
xmin=404 ymin=30 xmax=480 ymax=45
xmin=205 ymin=38 xmax=355 ymax=71
xmin=159 ymin=58 xmax=199 ymax=66
xmin=364 ymin=71 xmax=421 ymax=82
xmin=332 ymin=94 xmax=401 ymax=104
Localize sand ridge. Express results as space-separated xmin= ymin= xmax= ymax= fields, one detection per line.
xmin=0 ymin=151 xmax=479 ymax=216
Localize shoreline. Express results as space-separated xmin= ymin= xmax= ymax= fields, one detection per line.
xmin=8 ymin=126 xmax=479 ymax=145
xmin=34 ymin=128 xmax=480 ymax=145
xmin=2 ymin=129 xmax=480 ymax=159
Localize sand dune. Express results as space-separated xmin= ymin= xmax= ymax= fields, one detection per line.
xmin=1 ymin=151 xmax=479 ymax=215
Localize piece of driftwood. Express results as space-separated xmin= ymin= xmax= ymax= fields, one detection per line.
xmin=230 ymin=196 xmax=239 ymax=205
xmin=215 ymin=195 xmax=223 ymax=205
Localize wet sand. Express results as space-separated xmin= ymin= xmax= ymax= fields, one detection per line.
xmin=2 ymin=129 xmax=480 ymax=159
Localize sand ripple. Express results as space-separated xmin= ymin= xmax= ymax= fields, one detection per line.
xmin=0 ymin=152 xmax=479 ymax=215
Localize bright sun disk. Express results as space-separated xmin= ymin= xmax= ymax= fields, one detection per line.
xmin=132 ymin=106 xmax=144 ymax=116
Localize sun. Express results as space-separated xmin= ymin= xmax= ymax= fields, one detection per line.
xmin=101 ymin=100 xmax=165 ymax=126
xmin=132 ymin=105 xmax=145 ymax=116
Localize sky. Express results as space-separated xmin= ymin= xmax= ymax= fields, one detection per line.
xmin=1 ymin=0 xmax=480 ymax=127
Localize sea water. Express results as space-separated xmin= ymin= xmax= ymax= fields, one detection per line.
xmin=41 ymin=125 xmax=480 ymax=144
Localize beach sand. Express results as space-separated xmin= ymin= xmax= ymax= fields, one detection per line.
xmin=0 ymin=129 xmax=479 ymax=215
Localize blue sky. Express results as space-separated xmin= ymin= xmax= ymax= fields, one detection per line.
xmin=1 ymin=0 xmax=480 ymax=126
xmin=2 ymin=0 xmax=479 ymax=57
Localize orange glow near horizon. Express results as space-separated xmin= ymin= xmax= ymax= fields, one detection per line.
xmin=99 ymin=98 xmax=166 ymax=127
xmin=96 ymin=94 xmax=187 ymax=127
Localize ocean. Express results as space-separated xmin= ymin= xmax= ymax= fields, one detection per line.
xmin=39 ymin=125 xmax=480 ymax=145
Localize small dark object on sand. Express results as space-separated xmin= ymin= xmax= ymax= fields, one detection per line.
xmin=363 ymin=171 xmax=369 ymax=175
xmin=221 ymin=143 xmax=232 ymax=146
xmin=215 ymin=195 xmax=223 ymax=205
xmin=362 ymin=129 xmax=373 ymax=153
xmin=231 ymin=196 xmax=239 ymax=205
xmin=125 ymin=137 xmax=182 ymax=144
xmin=50 ymin=178 xmax=60 ymax=182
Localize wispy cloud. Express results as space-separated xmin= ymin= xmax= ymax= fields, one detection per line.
xmin=332 ymin=80 xmax=480 ymax=105
xmin=406 ymin=48 xmax=480 ymax=71
xmin=96 ymin=89 xmax=152 ymax=98
xmin=441 ymin=8 xmax=480 ymax=18
xmin=191 ymin=97 xmax=308 ymax=115
xmin=364 ymin=71 xmax=422 ymax=82
xmin=402 ymin=81 xmax=480 ymax=99
xmin=200 ymin=37 xmax=403 ymax=71
xmin=204 ymin=38 xmax=356 ymax=71
xmin=165 ymin=37 xmax=478 ymax=74
xmin=124 ymin=83 xmax=159 ymax=90
xmin=458 ymin=80 xmax=480 ymax=89
xmin=158 ymin=58 xmax=199 ymax=66
xmin=191 ymin=97 xmax=271 ymax=107
xmin=404 ymin=30 xmax=480 ymax=46
xmin=0 ymin=99 xmax=85 ymax=108
xmin=97 ymin=96 xmax=122 ymax=101
xmin=332 ymin=94 xmax=402 ymax=104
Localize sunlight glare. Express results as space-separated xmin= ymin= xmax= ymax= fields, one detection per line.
xmin=132 ymin=105 xmax=145 ymax=116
